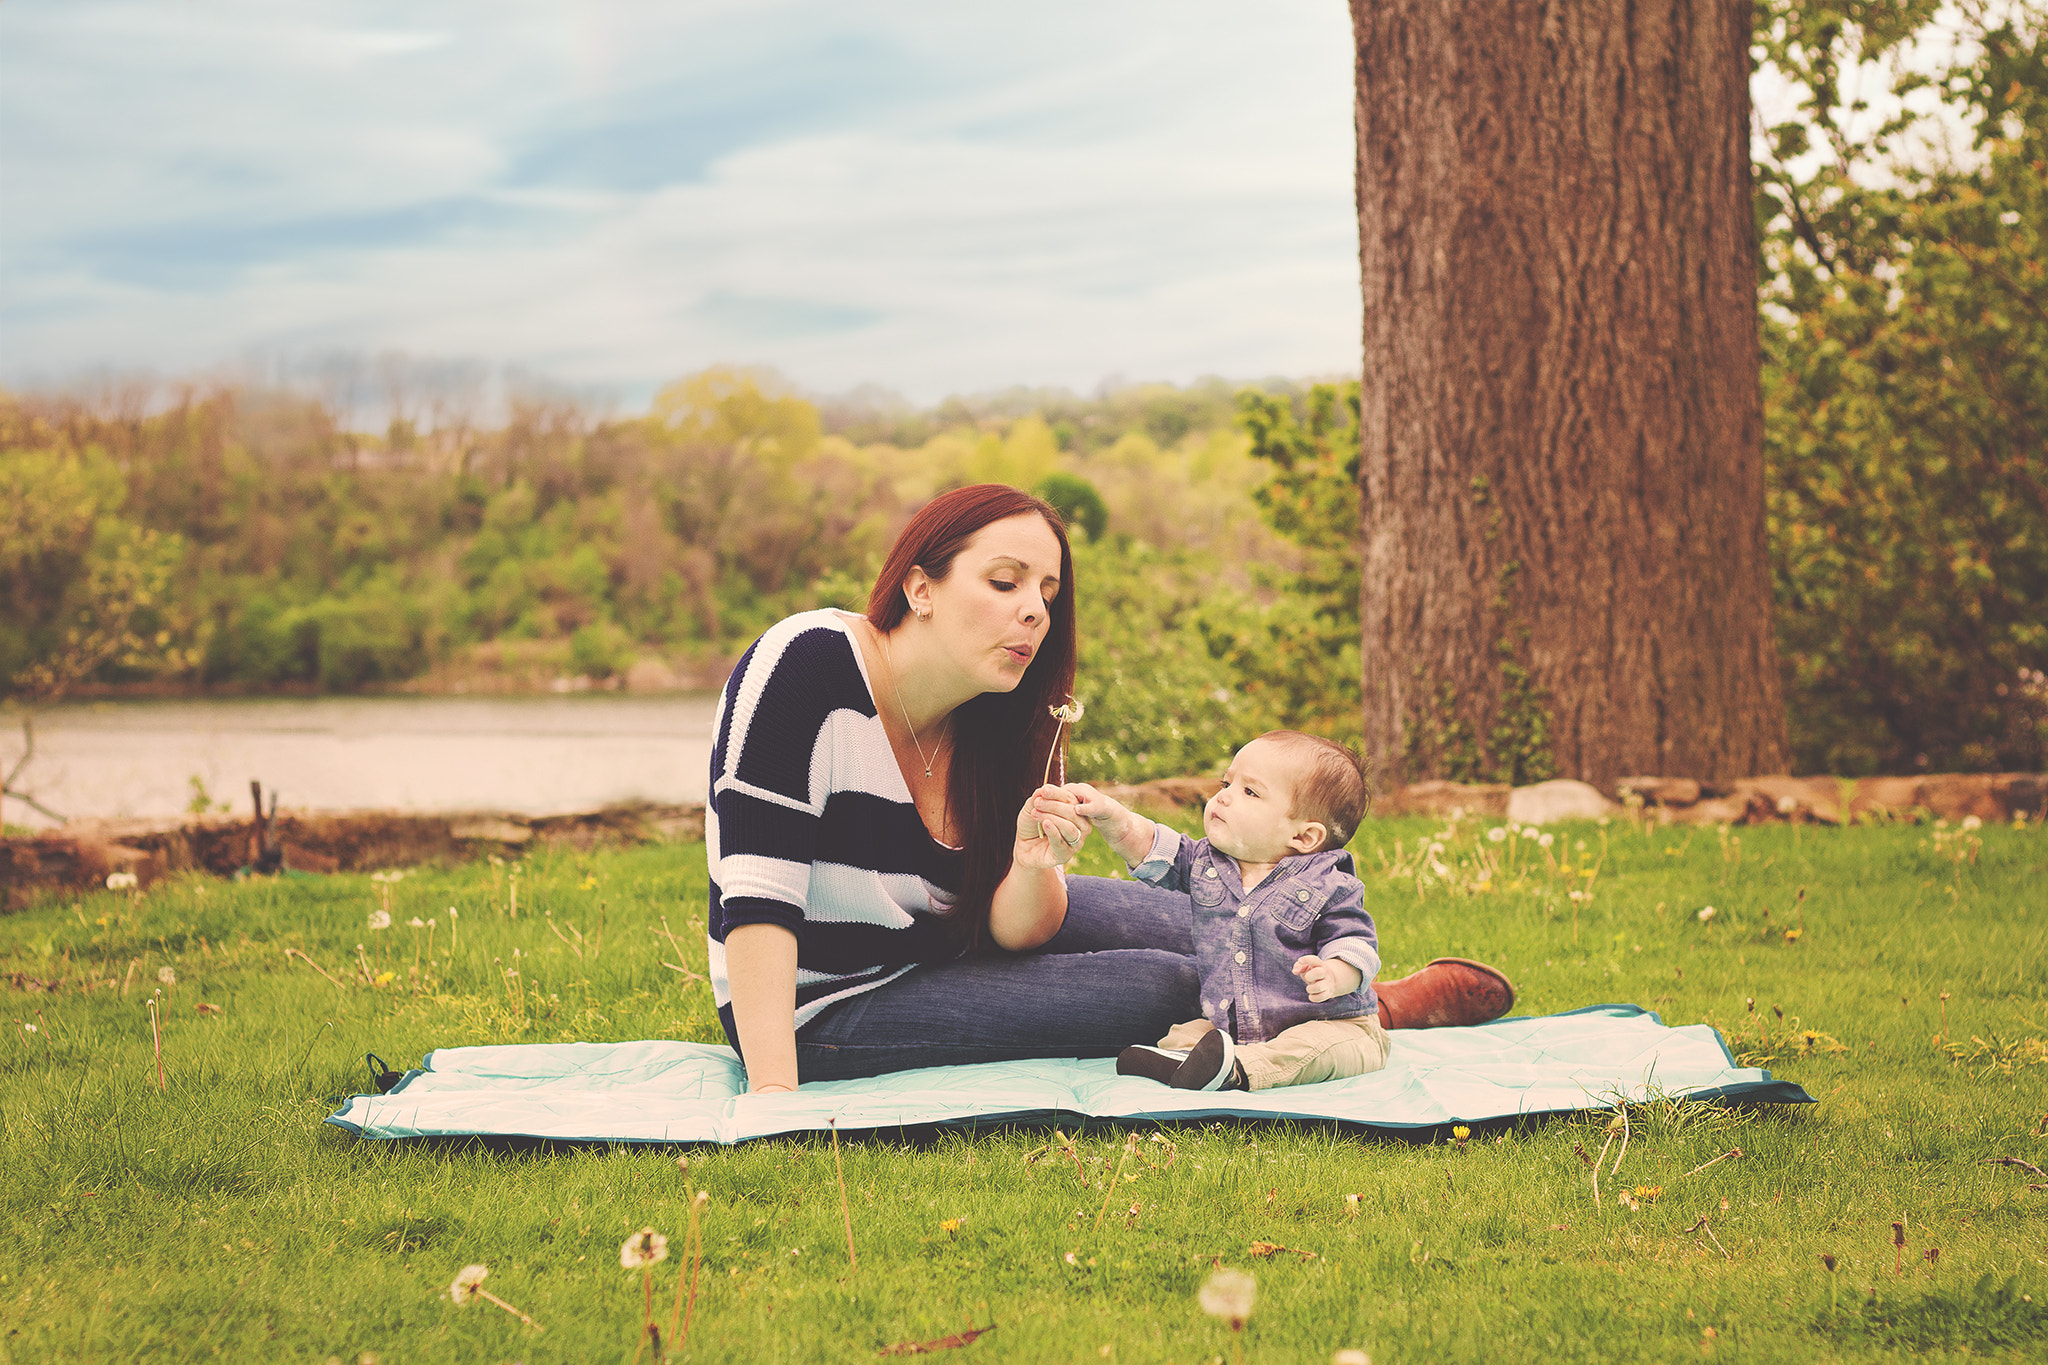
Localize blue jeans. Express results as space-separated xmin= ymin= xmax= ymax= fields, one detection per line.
xmin=794 ymin=875 xmax=1198 ymax=1081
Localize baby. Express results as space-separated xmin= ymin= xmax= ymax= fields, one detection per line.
xmin=1070 ymin=731 xmax=1386 ymax=1092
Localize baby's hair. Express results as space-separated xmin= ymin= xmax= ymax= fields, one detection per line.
xmin=1257 ymin=731 xmax=1371 ymax=851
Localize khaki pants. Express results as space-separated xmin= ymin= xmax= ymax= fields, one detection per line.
xmin=1156 ymin=1015 xmax=1391 ymax=1092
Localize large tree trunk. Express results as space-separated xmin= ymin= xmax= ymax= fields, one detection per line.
xmin=1351 ymin=0 xmax=1789 ymax=788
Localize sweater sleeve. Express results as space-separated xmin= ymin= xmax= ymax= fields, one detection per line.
xmin=707 ymin=621 xmax=872 ymax=945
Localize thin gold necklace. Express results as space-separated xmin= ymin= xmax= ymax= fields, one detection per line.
xmin=880 ymin=629 xmax=944 ymax=779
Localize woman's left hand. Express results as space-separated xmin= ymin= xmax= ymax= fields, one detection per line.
xmin=1015 ymin=784 xmax=1087 ymax=868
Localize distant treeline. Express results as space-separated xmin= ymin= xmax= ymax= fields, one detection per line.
xmin=0 ymin=371 xmax=1369 ymax=782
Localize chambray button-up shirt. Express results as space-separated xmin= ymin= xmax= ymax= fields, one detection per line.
xmin=1131 ymin=825 xmax=1381 ymax=1045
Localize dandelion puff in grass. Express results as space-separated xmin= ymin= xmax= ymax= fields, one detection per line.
xmin=1538 ymin=832 xmax=1555 ymax=849
xmin=156 ymin=966 xmax=176 ymax=986
xmin=106 ymin=871 xmax=138 ymax=891
xmin=1198 ymin=1267 xmax=1256 ymax=1329
xmin=1487 ymin=827 xmax=1508 ymax=844
xmin=620 ymin=1227 xmax=669 ymax=1270
xmin=368 ymin=910 xmax=391 ymax=931
xmin=1696 ymin=905 xmax=1717 ymax=923
xmin=450 ymin=1264 xmax=489 ymax=1305
xmin=1961 ymin=815 xmax=1982 ymax=831
xmin=409 ymin=917 xmax=425 ymax=928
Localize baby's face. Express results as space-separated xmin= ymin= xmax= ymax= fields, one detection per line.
xmin=1202 ymin=738 xmax=1321 ymax=866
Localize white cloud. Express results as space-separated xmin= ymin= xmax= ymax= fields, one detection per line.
xmin=1 ymin=0 xmax=1361 ymax=402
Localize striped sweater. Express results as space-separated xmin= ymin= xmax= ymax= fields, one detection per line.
xmin=707 ymin=610 xmax=966 ymax=1055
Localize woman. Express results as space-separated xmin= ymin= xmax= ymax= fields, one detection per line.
xmin=708 ymin=484 xmax=1511 ymax=1092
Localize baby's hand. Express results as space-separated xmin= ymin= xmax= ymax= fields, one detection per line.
xmin=1293 ymin=955 xmax=1363 ymax=1003
xmin=1064 ymin=782 xmax=1121 ymax=824
xmin=1063 ymin=782 xmax=1152 ymax=864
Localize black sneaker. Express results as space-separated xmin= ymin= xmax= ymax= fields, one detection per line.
xmin=1170 ymin=1030 xmax=1241 ymax=1091
xmin=1116 ymin=1045 xmax=1185 ymax=1085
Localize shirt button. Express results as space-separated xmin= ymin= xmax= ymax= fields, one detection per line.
xmin=1205 ymin=868 xmax=1218 ymax=878
xmin=1234 ymin=951 xmax=1247 ymax=964
xmin=1295 ymin=889 xmax=1311 ymax=902
xmin=1237 ymin=907 xmax=1250 ymax=918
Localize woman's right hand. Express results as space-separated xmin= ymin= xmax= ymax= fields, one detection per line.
xmin=1014 ymin=784 xmax=1087 ymax=868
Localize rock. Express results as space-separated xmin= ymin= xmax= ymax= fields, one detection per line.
xmin=1731 ymin=775 xmax=1845 ymax=824
xmin=1613 ymin=776 xmax=1701 ymax=807
xmin=449 ymin=817 xmax=533 ymax=844
xmin=1506 ymin=779 xmax=1617 ymax=825
xmin=1847 ymin=775 xmax=1925 ymax=822
xmin=1095 ymin=777 xmax=1225 ymax=814
xmin=1850 ymin=772 xmax=2048 ymax=823
xmin=1373 ymin=781 xmax=1511 ymax=819
xmin=624 ymin=657 xmax=682 ymax=692
xmin=1679 ymin=795 xmax=1759 ymax=825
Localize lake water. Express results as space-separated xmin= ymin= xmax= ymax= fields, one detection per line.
xmin=2 ymin=694 xmax=722 ymax=830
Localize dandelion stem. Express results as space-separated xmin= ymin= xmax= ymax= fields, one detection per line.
xmin=1592 ymin=1126 xmax=1616 ymax=1208
xmin=1093 ymin=1135 xmax=1138 ymax=1235
xmin=147 ymin=995 xmax=165 ymax=1091
xmin=831 ymin=1118 xmax=858 ymax=1276
xmin=284 ymin=946 xmax=347 ymax=990
xmin=479 ymin=1289 xmax=542 ymax=1331
xmin=1673 ymin=1147 xmax=1743 ymax=1182
xmin=1609 ymin=1106 xmax=1630 ymax=1180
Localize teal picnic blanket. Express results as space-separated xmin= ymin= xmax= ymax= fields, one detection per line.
xmin=326 ymin=1004 xmax=1809 ymax=1144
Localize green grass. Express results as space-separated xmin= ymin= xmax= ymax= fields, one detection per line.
xmin=2 ymin=813 xmax=2045 ymax=1363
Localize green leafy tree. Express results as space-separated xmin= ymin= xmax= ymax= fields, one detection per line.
xmin=1756 ymin=0 xmax=2048 ymax=771
xmin=1 ymin=445 xmax=194 ymax=818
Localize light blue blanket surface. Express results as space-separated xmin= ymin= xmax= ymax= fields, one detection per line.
xmin=326 ymin=1004 xmax=1809 ymax=1144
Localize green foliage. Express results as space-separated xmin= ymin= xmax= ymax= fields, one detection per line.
xmin=1033 ymin=470 xmax=1108 ymax=543
xmin=1755 ymin=1 xmax=2048 ymax=773
xmin=0 ymin=444 xmax=195 ymax=702
xmin=1231 ymin=383 xmax=1364 ymax=745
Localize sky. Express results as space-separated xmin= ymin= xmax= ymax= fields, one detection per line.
xmin=0 ymin=1 xmax=1363 ymax=408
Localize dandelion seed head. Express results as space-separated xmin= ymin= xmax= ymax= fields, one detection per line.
xmin=1487 ymin=827 xmax=1508 ymax=844
xmin=1538 ymin=833 xmax=1555 ymax=848
xmin=1198 ymin=1267 xmax=1256 ymax=1325
xmin=105 ymin=871 xmax=139 ymax=891
xmin=450 ymin=1264 xmax=489 ymax=1305
xmin=447 ymin=907 xmax=459 ymax=918
xmin=619 ymin=1226 xmax=669 ymax=1269
xmin=1049 ymin=700 xmax=1085 ymax=724
xmin=1776 ymin=795 xmax=1799 ymax=814
xmin=1521 ymin=827 xmax=1539 ymax=840
xmin=1961 ymin=815 xmax=1982 ymax=831
xmin=367 ymin=910 xmax=392 ymax=931
xmin=1696 ymin=905 xmax=1718 ymax=923
xmin=409 ymin=917 xmax=425 ymax=928
xmin=157 ymin=966 xmax=176 ymax=986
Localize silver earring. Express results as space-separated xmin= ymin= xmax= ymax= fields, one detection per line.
xmin=917 ymin=607 xmax=931 ymax=621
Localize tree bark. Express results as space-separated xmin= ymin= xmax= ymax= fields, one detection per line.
xmin=1351 ymin=0 xmax=1789 ymax=787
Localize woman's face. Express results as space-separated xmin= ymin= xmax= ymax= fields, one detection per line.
xmin=913 ymin=512 xmax=1063 ymax=696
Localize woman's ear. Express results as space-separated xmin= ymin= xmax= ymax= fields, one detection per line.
xmin=1288 ymin=820 xmax=1329 ymax=855
xmin=902 ymin=566 xmax=934 ymax=620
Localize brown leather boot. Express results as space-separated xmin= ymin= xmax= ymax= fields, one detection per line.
xmin=1374 ymin=958 xmax=1516 ymax=1029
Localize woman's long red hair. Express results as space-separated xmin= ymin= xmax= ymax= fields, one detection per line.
xmin=867 ymin=484 xmax=1078 ymax=950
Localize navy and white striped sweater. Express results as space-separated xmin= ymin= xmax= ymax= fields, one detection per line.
xmin=707 ymin=610 xmax=966 ymax=1055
